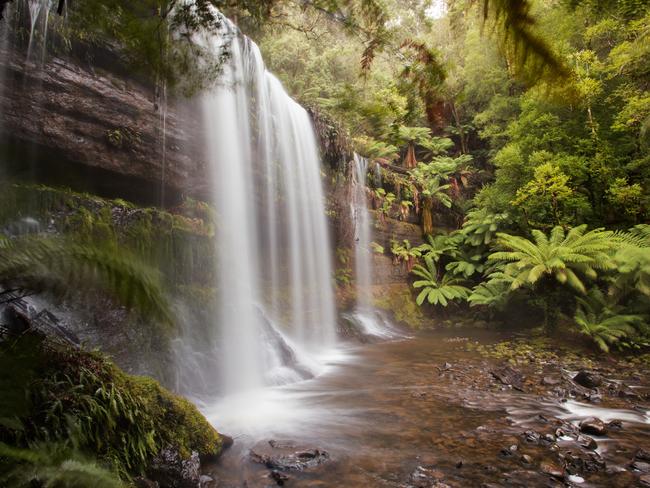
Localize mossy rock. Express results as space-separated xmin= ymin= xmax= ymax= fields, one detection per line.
xmin=0 ymin=333 xmax=225 ymax=481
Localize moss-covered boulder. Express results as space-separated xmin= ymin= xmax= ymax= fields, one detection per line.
xmin=0 ymin=332 xmax=227 ymax=484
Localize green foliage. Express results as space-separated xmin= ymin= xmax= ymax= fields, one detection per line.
xmin=390 ymin=239 xmax=422 ymax=272
xmin=512 ymin=162 xmax=575 ymax=226
xmin=459 ymin=208 xmax=511 ymax=247
xmin=574 ymin=289 xmax=646 ymax=352
xmin=468 ymin=280 xmax=511 ymax=308
xmin=606 ymin=177 xmax=646 ymax=220
xmin=416 ymin=234 xmax=458 ymax=263
xmin=445 ymin=249 xmax=485 ymax=278
xmin=411 ymin=255 xmax=470 ymax=307
xmin=488 ymin=225 xmax=617 ymax=294
xmin=0 ymin=440 xmax=122 ymax=488
xmin=0 ymin=335 xmax=224 ymax=481
xmin=0 ymin=236 xmax=172 ymax=327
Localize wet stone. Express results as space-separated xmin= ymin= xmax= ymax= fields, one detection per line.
xmin=408 ymin=466 xmax=446 ymax=488
xmin=608 ymin=419 xmax=623 ymax=430
xmin=573 ymin=371 xmax=603 ymax=389
xmin=541 ymin=462 xmax=565 ymax=480
xmin=637 ymin=449 xmax=650 ymax=461
xmin=579 ymin=417 xmax=607 ymax=436
xmin=523 ymin=430 xmax=541 ymax=444
xmin=576 ymin=434 xmax=598 ymax=450
xmin=631 ymin=461 xmax=650 ymax=473
xmin=269 ymin=470 xmax=290 ymax=486
xmin=542 ymin=376 xmax=561 ymax=386
xmin=199 ymin=475 xmax=216 ymax=488
xmin=250 ymin=441 xmax=330 ymax=472
xmin=565 ymin=451 xmax=606 ymax=474
xmin=490 ymin=365 xmax=525 ymax=391
xmin=520 ymin=454 xmax=533 ymax=465
xmin=640 ymin=474 xmax=650 ymax=487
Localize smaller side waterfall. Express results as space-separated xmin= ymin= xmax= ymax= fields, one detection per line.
xmin=349 ymin=154 xmax=401 ymax=339
xmin=351 ymin=154 xmax=373 ymax=310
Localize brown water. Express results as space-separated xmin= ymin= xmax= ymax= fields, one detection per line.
xmin=204 ymin=330 xmax=650 ymax=487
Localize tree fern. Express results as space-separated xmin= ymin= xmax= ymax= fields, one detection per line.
xmin=488 ymin=225 xmax=617 ymax=294
xmin=468 ymin=280 xmax=511 ymax=308
xmin=574 ymin=288 xmax=645 ymax=352
xmin=412 ymin=255 xmax=470 ymax=306
xmin=480 ymin=0 xmax=569 ymax=79
xmin=416 ymin=234 xmax=458 ymax=263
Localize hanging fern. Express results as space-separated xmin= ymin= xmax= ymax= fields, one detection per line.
xmin=0 ymin=236 xmax=172 ymax=327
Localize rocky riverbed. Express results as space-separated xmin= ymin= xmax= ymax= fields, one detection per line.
xmin=202 ymin=330 xmax=650 ymax=487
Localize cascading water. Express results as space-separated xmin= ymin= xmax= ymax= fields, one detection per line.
xmin=348 ymin=153 xmax=401 ymax=338
xmin=351 ymin=154 xmax=373 ymax=310
xmin=185 ymin=15 xmax=337 ymax=398
xmin=26 ymin=0 xmax=50 ymax=61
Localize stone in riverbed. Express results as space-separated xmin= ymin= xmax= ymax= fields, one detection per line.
xmin=579 ymin=417 xmax=607 ymax=436
xmin=541 ymin=376 xmax=561 ymax=386
xmin=523 ymin=430 xmax=540 ymax=444
xmin=573 ymin=371 xmax=603 ymax=389
xmin=199 ymin=475 xmax=217 ymax=488
xmin=490 ymin=365 xmax=525 ymax=391
xmin=608 ymin=419 xmax=624 ymax=430
xmin=637 ymin=449 xmax=650 ymax=461
xmin=540 ymin=462 xmax=565 ymax=480
xmin=408 ymin=466 xmax=447 ymax=488
xmin=640 ymin=474 xmax=650 ymax=487
xmin=631 ymin=461 xmax=650 ymax=473
xmin=250 ymin=440 xmax=330 ymax=472
xmin=565 ymin=451 xmax=606 ymax=473
xmin=148 ymin=448 xmax=200 ymax=488
xmin=576 ymin=434 xmax=598 ymax=450
xmin=521 ymin=454 xmax=533 ymax=465
xmin=269 ymin=470 xmax=290 ymax=486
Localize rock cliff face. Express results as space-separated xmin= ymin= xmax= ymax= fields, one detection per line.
xmin=1 ymin=43 xmax=413 ymax=293
xmin=0 ymin=45 xmax=206 ymax=204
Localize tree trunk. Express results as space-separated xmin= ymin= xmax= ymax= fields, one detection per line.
xmin=404 ymin=142 xmax=417 ymax=169
xmin=422 ymin=197 xmax=434 ymax=235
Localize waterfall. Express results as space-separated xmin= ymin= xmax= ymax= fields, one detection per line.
xmin=26 ymin=0 xmax=51 ymax=61
xmin=349 ymin=153 xmax=400 ymax=339
xmin=195 ymin=16 xmax=337 ymax=394
xmin=351 ymin=154 xmax=373 ymax=310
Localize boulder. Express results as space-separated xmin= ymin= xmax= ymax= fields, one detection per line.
xmin=576 ymin=434 xmax=598 ymax=450
xmin=637 ymin=449 xmax=650 ymax=462
xmin=490 ymin=365 xmax=525 ymax=392
xmin=250 ymin=440 xmax=330 ymax=472
xmin=632 ymin=461 xmax=650 ymax=473
xmin=573 ymin=371 xmax=603 ymax=389
xmin=540 ymin=462 xmax=565 ymax=480
xmin=148 ymin=447 xmax=201 ymax=488
xmin=579 ymin=417 xmax=607 ymax=436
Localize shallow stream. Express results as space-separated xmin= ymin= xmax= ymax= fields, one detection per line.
xmin=202 ymin=330 xmax=650 ymax=487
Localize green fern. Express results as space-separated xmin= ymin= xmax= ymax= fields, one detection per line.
xmin=416 ymin=234 xmax=458 ymax=262
xmin=574 ymin=288 xmax=645 ymax=352
xmin=468 ymin=280 xmax=511 ymax=308
xmin=0 ymin=441 xmax=122 ymax=488
xmin=0 ymin=236 xmax=172 ymax=326
xmin=412 ymin=255 xmax=471 ymax=306
xmin=488 ymin=225 xmax=617 ymax=294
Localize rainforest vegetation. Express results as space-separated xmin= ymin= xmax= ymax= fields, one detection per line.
xmin=1 ymin=0 xmax=650 ymax=487
xmin=255 ymin=0 xmax=650 ymax=352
